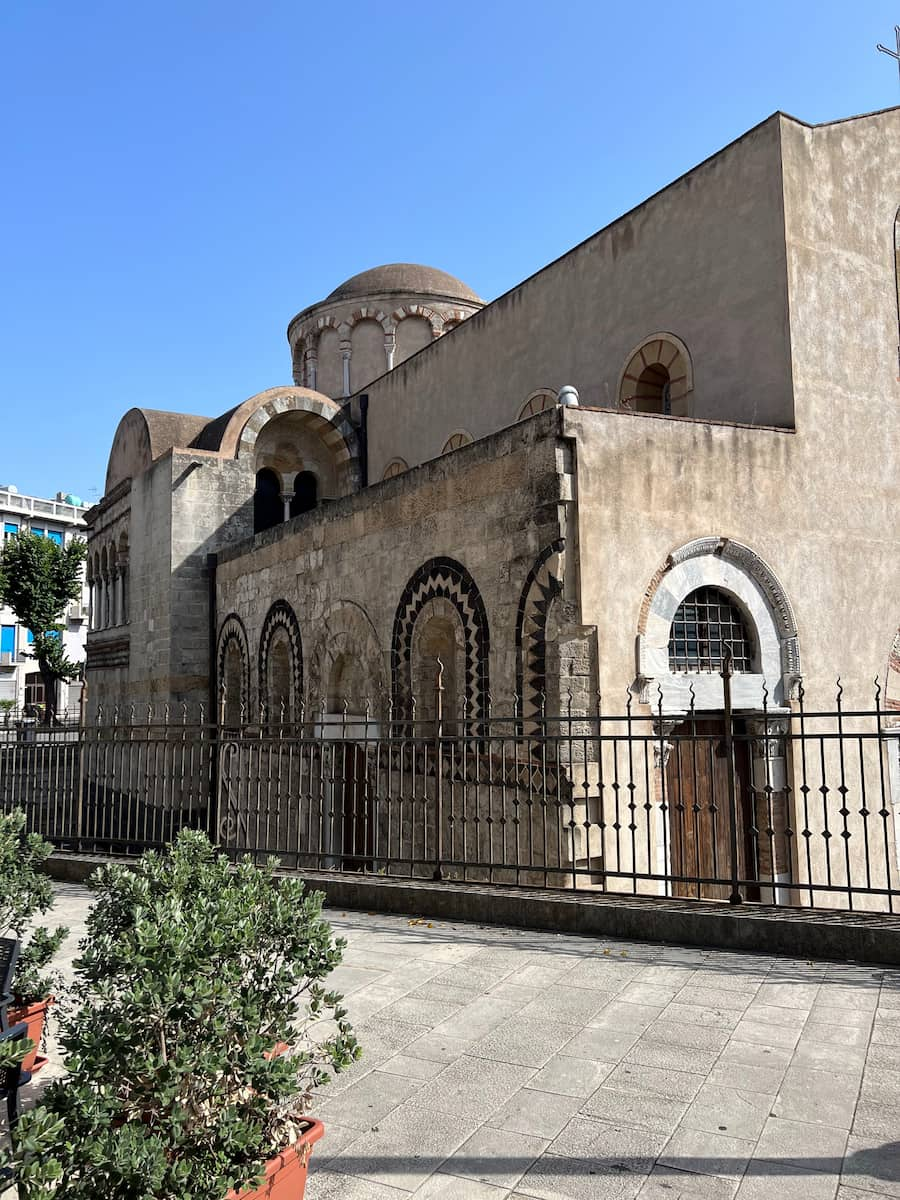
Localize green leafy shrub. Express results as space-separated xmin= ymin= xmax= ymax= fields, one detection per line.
xmin=9 ymin=830 xmax=359 ymax=1199
xmin=0 ymin=811 xmax=67 ymax=1005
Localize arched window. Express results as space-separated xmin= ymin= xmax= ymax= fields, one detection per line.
xmin=668 ymin=587 xmax=754 ymax=673
xmin=382 ymin=458 xmax=409 ymax=481
xmin=253 ymin=468 xmax=282 ymax=534
xmin=620 ymin=335 xmax=691 ymax=415
xmin=442 ymin=431 xmax=473 ymax=454
xmin=290 ymin=471 xmax=318 ymax=517
xmin=518 ymin=390 xmax=557 ymax=420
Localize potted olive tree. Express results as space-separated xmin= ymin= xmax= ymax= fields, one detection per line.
xmin=8 ymin=831 xmax=359 ymax=1200
xmin=0 ymin=811 xmax=67 ymax=1074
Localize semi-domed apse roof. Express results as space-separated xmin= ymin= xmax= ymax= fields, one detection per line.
xmin=324 ymin=263 xmax=482 ymax=305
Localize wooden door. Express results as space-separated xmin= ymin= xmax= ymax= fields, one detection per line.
xmin=665 ymin=718 xmax=754 ymax=900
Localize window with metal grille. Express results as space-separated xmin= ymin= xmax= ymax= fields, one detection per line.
xmin=668 ymin=587 xmax=754 ymax=672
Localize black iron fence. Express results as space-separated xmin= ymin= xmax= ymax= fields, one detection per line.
xmin=2 ymin=675 xmax=899 ymax=913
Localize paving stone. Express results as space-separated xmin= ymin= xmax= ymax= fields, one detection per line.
xmin=582 ymin=1086 xmax=688 ymax=1135
xmin=559 ymin=1026 xmax=641 ymax=1064
xmin=774 ymin=1067 xmax=861 ymax=1129
xmin=617 ymin=983 xmax=680 ymax=1008
xmin=403 ymin=1031 xmax=473 ymax=1063
xmin=852 ymin=1099 xmax=900 ymax=1141
xmin=525 ymin=1054 xmax=616 ymax=1098
xmin=330 ymin=1101 xmax=482 ymax=1192
xmin=514 ymin=1151 xmax=649 ymax=1200
xmin=647 ymin=1022 xmax=731 ymax=1054
xmin=715 ymin=1041 xmax=793 ymax=1072
xmin=487 ymin=1086 xmax=582 ymax=1138
xmin=447 ymin=1125 xmax=550 ymax=1190
xmin=810 ymin=1004 xmax=875 ymax=1029
xmin=662 ymin=1004 xmax=743 ymax=1032
xmin=675 ymin=986 xmax=753 ymax=1014
xmin=729 ymin=1018 xmax=802 ymax=1050
xmin=841 ymin=1136 xmax=900 ymax=1198
xmin=625 ymin=1037 xmax=721 ymax=1076
xmin=564 ymin=958 xmax=643 ymax=992
xmin=306 ymin=1168 xmax=412 ymax=1199
xmin=378 ymin=1054 xmax=447 ymax=1081
xmin=411 ymin=1174 xmax=510 ymax=1198
xmin=706 ymin=1061 xmax=786 ymax=1095
xmin=432 ymin=995 xmax=524 ymax=1040
xmin=859 ymin=1065 xmax=900 ymax=1106
xmin=636 ymin=1165 xmax=739 ymax=1198
xmin=735 ymin=1161 xmax=839 ymax=1198
xmin=837 ymin=1187 xmax=899 ymax=1200
xmin=742 ymin=1002 xmax=809 ymax=1029
xmin=802 ymin=1021 xmax=872 ymax=1048
xmin=680 ymin=1082 xmax=775 ymax=1141
xmin=752 ymin=982 xmax=820 ymax=1010
xmin=753 ymin=1116 xmax=848 ymax=1171
xmin=589 ymin=1002 xmax=665 ymax=1034
xmin=314 ymin=1069 xmax=424 ymax=1130
xmin=604 ymin=1061 xmax=706 ymax=1103
xmin=792 ymin=1036 xmax=867 ymax=1075
xmin=409 ymin=980 xmax=480 ymax=1005
xmin=375 ymin=996 xmax=464 ymax=1029
xmin=413 ymin=1054 xmax=535 ymax=1116
xmin=659 ymin=1126 xmax=755 ymax=1182
xmin=469 ymin=1017 xmax=582 ymax=1068
xmin=549 ymin=1115 xmax=668 ymax=1169
xmin=519 ymin=985 xmax=617 ymax=1025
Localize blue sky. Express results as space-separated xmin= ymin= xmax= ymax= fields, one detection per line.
xmin=1 ymin=1 xmax=897 ymax=503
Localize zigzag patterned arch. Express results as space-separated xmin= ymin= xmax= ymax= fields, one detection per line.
xmin=257 ymin=600 xmax=303 ymax=721
xmin=391 ymin=557 xmax=490 ymax=720
xmin=515 ymin=540 xmax=566 ymax=722
xmin=216 ymin=614 xmax=250 ymax=719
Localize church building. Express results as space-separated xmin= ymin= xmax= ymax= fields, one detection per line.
xmin=83 ymin=106 xmax=900 ymax=902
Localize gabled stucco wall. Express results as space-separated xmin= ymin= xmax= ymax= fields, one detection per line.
xmin=362 ymin=114 xmax=793 ymax=479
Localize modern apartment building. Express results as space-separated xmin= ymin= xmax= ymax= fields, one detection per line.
xmin=0 ymin=486 xmax=89 ymax=715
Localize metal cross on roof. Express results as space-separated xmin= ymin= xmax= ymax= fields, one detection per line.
xmin=877 ymin=25 xmax=900 ymax=85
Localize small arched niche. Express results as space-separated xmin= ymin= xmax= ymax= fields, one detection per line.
xmin=290 ymin=471 xmax=318 ymax=517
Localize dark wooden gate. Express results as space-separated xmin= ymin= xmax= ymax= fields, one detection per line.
xmin=666 ymin=717 xmax=756 ymax=900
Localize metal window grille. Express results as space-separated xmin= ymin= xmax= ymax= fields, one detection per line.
xmin=669 ymin=587 xmax=753 ymax=672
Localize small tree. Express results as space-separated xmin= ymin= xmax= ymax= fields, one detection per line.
xmin=0 ymin=533 xmax=86 ymax=725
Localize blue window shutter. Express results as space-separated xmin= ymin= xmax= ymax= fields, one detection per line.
xmin=31 ymin=528 xmax=44 ymax=538
xmin=47 ymin=530 xmax=63 ymax=546
xmin=26 ymin=629 xmax=34 ymax=645
xmin=0 ymin=627 xmax=14 ymax=655
xmin=3 ymin=523 xmax=17 ymax=536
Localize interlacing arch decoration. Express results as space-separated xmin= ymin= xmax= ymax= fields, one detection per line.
xmin=216 ymin=614 xmax=250 ymax=723
xmin=391 ymin=557 xmax=491 ymax=721
xmin=390 ymin=304 xmax=442 ymax=336
xmin=515 ymin=540 xmax=566 ymax=723
xmin=307 ymin=601 xmax=385 ymax=717
xmin=257 ymin=600 xmax=303 ymax=723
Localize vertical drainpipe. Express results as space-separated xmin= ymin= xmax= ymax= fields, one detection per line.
xmin=359 ymin=394 xmax=369 ymax=488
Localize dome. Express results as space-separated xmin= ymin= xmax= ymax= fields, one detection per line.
xmin=325 ymin=263 xmax=482 ymax=305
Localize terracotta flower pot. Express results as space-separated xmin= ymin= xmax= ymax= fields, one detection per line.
xmin=226 ymin=1120 xmax=325 ymax=1200
xmin=8 ymin=995 xmax=52 ymax=1074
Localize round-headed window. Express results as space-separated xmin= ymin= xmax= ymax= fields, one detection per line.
xmin=668 ymin=587 xmax=754 ymax=673
xmin=620 ymin=336 xmax=691 ymax=415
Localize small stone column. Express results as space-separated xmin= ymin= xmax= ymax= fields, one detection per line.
xmin=340 ymin=340 xmax=352 ymax=397
xmin=281 ymin=493 xmax=294 ymax=522
xmin=306 ymin=347 xmax=318 ymax=392
xmin=748 ymin=717 xmax=792 ymax=904
xmin=384 ymin=331 xmax=396 ymax=371
xmin=653 ymin=718 xmax=679 ymax=896
xmin=120 ymin=560 xmax=129 ymax=624
xmin=114 ymin=571 xmax=124 ymax=626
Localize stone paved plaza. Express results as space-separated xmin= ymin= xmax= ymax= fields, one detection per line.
xmin=36 ymin=884 xmax=900 ymax=1199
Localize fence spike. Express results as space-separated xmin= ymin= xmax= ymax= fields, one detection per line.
xmin=874 ymin=675 xmax=882 ymax=708
xmin=836 ymin=676 xmax=844 ymax=707
xmin=164 ymin=703 xmax=170 ymax=727
xmin=181 ymin=701 xmax=188 ymax=726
